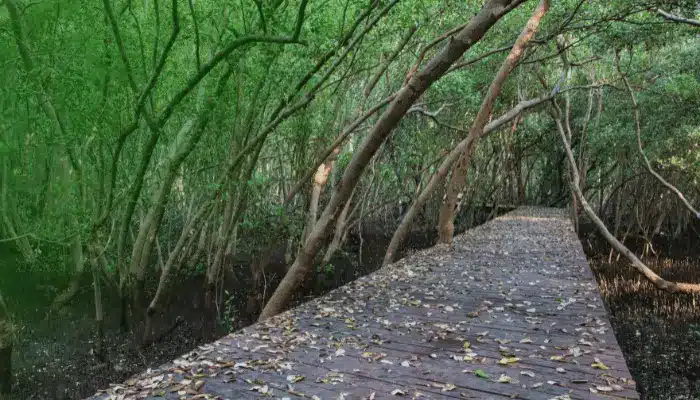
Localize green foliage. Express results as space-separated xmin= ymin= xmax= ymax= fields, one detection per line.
xmin=316 ymin=263 xmax=335 ymax=275
xmin=0 ymin=0 xmax=698 ymax=344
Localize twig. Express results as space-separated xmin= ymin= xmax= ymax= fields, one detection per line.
xmin=656 ymin=9 xmax=700 ymax=27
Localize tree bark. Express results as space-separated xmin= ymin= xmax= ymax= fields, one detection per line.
xmin=142 ymin=203 xmax=210 ymax=344
xmin=259 ymin=0 xmax=528 ymax=320
xmin=322 ymin=189 xmax=355 ymax=265
xmin=437 ymin=0 xmax=550 ymax=245
xmin=655 ymin=9 xmax=700 ymax=27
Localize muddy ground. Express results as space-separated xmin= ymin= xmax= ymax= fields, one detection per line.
xmin=584 ymin=228 xmax=700 ymax=400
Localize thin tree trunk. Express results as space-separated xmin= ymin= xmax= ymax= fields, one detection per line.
xmin=142 ymin=203 xmax=210 ymax=344
xmin=437 ymin=0 xmax=549 ymax=245
xmin=0 ymin=292 xmax=12 ymax=397
xmin=51 ymin=156 xmax=87 ymax=311
xmin=204 ymin=140 xmax=264 ymax=310
xmin=131 ymin=68 xmax=233 ymax=321
xmin=259 ymin=0 xmax=528 ymax=320
xmin=51 ymin=234 xmax=84 ymax=310
xmin=608 ymin=176 xmax=625 ymax=262
xmin=88 ymin=244 xmax=105 ymax=361
xmin=562 ymin=87 xmax=580 ymax=234
xmin=364 ymin=25 xmax=417 ymax=97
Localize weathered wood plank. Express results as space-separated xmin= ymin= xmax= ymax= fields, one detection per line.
xmin=89 ymin=207 xmax=638 ymax=399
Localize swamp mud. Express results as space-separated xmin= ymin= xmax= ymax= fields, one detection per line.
xmin=582 ymin=222 xmax=700 ymax=400
xmin=1 ymin=207 xmax=504 ymax=399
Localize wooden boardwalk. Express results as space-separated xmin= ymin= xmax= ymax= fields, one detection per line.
xmin=93 ymin=208 xmax=638 ymax=399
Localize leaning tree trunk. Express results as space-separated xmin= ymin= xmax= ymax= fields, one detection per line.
xmin=259 ymin=0 xmax=529 ymax=320
xmin=437 ymin=0 xmax=549 ymax=245
xmin=553 ymin=102 xmax=700 ymax=294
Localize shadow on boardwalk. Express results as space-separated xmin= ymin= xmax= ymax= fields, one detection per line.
xmin=91 ymin=207 xmax=637 ymax=400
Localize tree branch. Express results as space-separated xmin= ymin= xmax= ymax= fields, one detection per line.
xmin=656 ymin=9 xmax=700 ymax=27
xmin=187 ymin=0 xmax=201 ymax=70
xmin=135 ymin=0 xmax=181 ymax=115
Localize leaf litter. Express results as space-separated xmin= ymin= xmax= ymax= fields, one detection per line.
xmin=88 ymin=208 xmax=638 ymax=399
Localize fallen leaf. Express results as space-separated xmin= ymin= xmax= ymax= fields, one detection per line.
xmin=591 ymin=361 xmax=610 ymax=370
xmin=498 ymin=357 xmax=520 ymax=365
xmin=287 ymin=375 xmax=305 ymax=383
xmin=391 ymin=389 xmax=406 ymax=396
xmin=250 ymin=385 xmax=270 ymax=394
xmin=441 ymin=383 xmax=456 ymax=392
xmin=497 ymin=375 xmax=512 ymax=383
xmin=474 ymin=369 xmax=489 ymax=379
